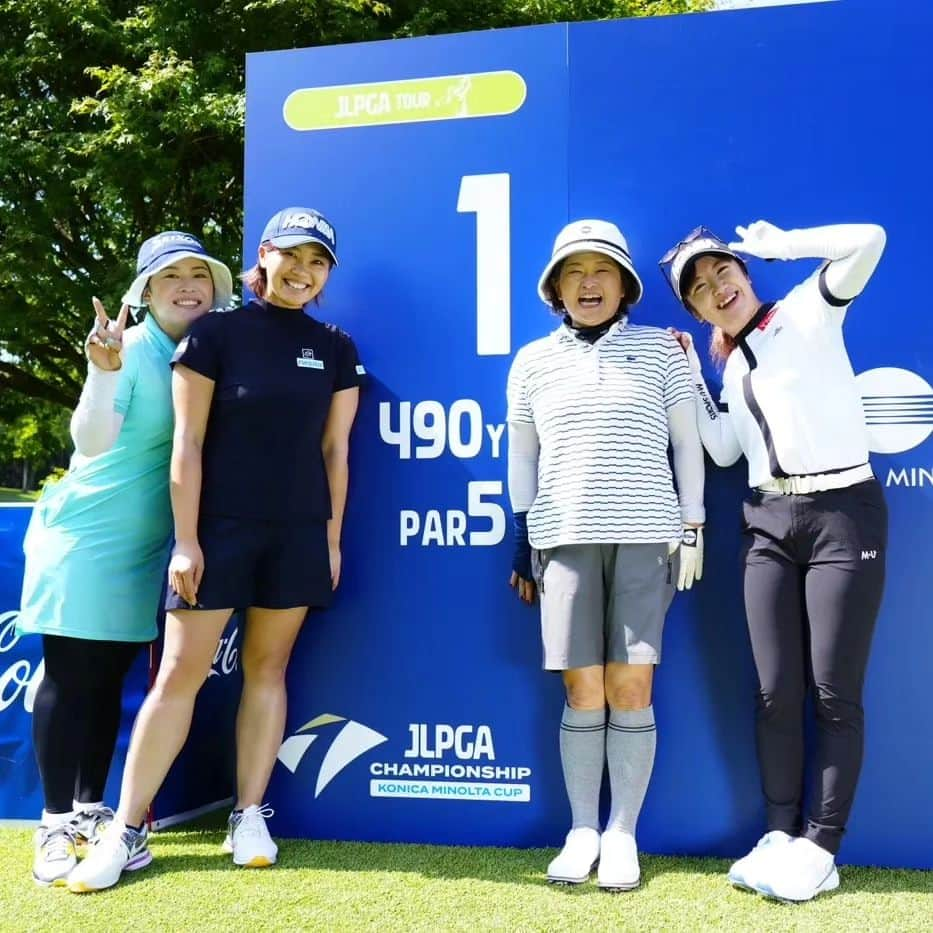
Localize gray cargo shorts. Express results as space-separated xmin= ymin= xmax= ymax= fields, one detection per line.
xmin=532 ymin=542 xmax=676 ymax=671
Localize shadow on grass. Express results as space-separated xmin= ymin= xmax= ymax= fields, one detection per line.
xmin=144 ymin=816 xmax=932 ymax=894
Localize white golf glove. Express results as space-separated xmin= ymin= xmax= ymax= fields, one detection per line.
xmin=728 ymin=220 xmax=796 ymax=261
xmin=677 ymin=526 xmax=704 ymax=591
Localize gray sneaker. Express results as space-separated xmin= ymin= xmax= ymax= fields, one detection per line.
xmin=68 ymin=819 xmax=152 ymax=893
xmin=33 ymin=823 xmax=78 ymax=887
xmin=71 ymin=805 xmax=115 ymax=848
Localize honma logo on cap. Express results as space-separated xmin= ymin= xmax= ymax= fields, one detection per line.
xmin=278 ymin=211 xmax=335 ymax=246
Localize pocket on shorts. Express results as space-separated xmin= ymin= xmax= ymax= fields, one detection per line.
xmin=531 ymin=548 xmax=549 ymax=592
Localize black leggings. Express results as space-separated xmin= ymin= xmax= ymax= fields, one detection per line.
xmin=741 ymin=480 xmax=887 ymax=855
xmin=32 ymin=635 xmax=142 ymax=814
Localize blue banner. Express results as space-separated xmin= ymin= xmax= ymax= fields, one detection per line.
xmin=245 ymin=0 xmax=932 ymax=870
xmin=0 ymin=505 xmax=238 ymax=825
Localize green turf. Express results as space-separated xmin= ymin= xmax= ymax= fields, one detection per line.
xmin=0 ymin=819 xmax=930 ymax=932
xmin=0 ymin=487 xmax=37 ymax=503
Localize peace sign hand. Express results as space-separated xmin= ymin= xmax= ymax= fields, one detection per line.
xmin=85 ymin=297 xmax=131 ymax=371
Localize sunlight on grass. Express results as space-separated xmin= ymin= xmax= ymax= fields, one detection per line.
xmin=0 ymin=821 xmax=929 ymax=931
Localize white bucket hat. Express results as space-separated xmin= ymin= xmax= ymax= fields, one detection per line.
xmin=122 ymin=231 xmax=234 ymax=310
xmin=538 ymin=219 xmax=644 ymax=307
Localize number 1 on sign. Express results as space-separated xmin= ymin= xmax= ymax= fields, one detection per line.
xmin=457 ymin=173 xmax=511 ymax=356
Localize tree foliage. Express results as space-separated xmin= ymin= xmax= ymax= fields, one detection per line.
xmin=0 ymin=0 xmax=709 ymax=419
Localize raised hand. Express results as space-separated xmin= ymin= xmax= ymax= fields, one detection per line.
xmin=668 ymin=327 xmax=703 ymax=376
xmin=728 ymin=220 xmax=794 ymax=261
xmin=85 ymin=297 xmax=131 ymax=371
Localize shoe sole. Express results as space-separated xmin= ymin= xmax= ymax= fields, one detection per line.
xmin=33 ymin=873 xmax=73 ymax=888
xmin=224 ymin=837 xmax=277 ymax=867
xmin=235 ymin=855 xmax=276 ymax=868
xmin=68 ymin=849 xmax=153 ymax=893
xmin=597 ymin=879 xmax=640 ymax=893
xmin=728 ymin=871 xmax=756 ymax=892
xmin=547 ymin=859 xmax=598 ymax=885
xmin=756 ymin=869 xmax=839 ymax=903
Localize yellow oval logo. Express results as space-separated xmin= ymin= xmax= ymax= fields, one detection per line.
xmin=283 ymin=70 xmax=527 ymax=131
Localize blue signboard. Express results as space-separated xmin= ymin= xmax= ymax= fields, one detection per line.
xmin=243 ymin=0 xmax=933 ymax=870
xmin=5 ymin=0 xmax=926 ymax=870
xmin=245 ymin=0 xmax=933 ymax=870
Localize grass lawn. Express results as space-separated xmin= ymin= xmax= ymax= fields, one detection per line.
xmin=0 ymin=816 xmax=930 ymax=931
xmin=0 ymin=487 xmax=37 ymax=503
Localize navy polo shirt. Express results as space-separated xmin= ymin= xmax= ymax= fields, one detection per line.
xmin=172 ymin=300 xmax=364 ymax=522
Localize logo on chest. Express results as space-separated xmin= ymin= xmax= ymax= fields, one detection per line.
xmin=297 ymin=348 xmax=324 ymax=370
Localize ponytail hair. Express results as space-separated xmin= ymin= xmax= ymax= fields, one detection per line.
xmin=710 ymin=326 xmax=736 ymax=367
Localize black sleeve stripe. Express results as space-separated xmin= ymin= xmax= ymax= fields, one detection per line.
xmin=819 ymin=264 xmax=855 ymax=308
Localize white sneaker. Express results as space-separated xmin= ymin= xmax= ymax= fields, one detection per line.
xmin=68 ymin=819 xmax=152 ymax=892
xmin=756 ymin=837 xmax=839 ymax=902
xmin=222 ymin=804 xmax=278 ymax=867
xmin=71 ymin=805 xmax=115 ymax=850
xmin=597 ymin=830 xmax=640 ymax=891
xmin=33 ymin=823 xmax=78 ymax=887
xmin=546 ymin=827 xmax=600 ymax=884
xmin=728 ymin=830 xmax=793 ymax=891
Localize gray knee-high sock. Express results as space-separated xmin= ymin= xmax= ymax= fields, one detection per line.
xmin=606 ymin=706 xmax=656 ymax=835
xmin=559 ymin=704 xmax=606 ymax=830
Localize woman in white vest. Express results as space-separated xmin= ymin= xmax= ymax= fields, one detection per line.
xmin=507 ymin=220 xmax=705 ymax=890
xmin=662 ymin=220 xmax=887 ymax=902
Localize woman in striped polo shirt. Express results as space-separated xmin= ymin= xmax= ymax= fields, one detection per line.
xmin=507 ymin=219 xmax=705 ymax=890
xmin=662 ymin=220 xmax=887 ymax=902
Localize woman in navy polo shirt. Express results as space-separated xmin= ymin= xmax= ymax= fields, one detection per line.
xmin=661 ymin=220 xmax=887 ymax=902
xmin=71 ymin=207 xmax=364 ymax=892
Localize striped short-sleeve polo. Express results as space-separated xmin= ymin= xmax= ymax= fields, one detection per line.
xmin=507 ymin=318 xmax=693 ymax=549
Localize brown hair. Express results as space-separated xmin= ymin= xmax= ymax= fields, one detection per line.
xmin=710 ymin=327 xmax=737 ymax=366
xmin=241 ymin=263 xmax=267 ymax=300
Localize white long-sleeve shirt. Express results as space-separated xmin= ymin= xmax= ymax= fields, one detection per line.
xmin=690 ymin=224 xmax=885 ymax=486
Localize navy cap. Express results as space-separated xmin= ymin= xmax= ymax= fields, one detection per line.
xmin=122 ymin=231 xmax=233 ymax=309
xmin=260 ymin=207 xmax=338 ymax=265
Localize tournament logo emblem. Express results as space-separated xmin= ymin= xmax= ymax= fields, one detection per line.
xmin=277 ymin=713 xmax=387 ymax=797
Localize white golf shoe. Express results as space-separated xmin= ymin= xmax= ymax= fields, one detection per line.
xmin=222 ymin=804 xmax=278 ymax=867
xmin=597 ymin=830 xmax=640 ymax=891
xmin=728 ymin=830 xmax=793 ymax=891
xmin=546 ymin=827 xmax=600 ymax=884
